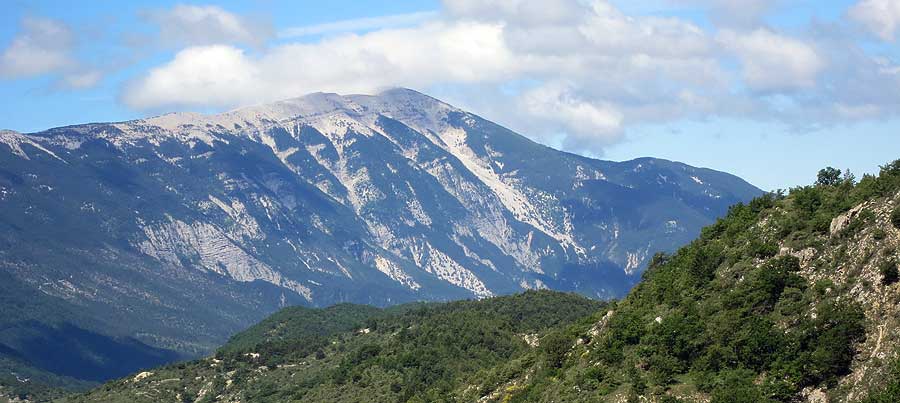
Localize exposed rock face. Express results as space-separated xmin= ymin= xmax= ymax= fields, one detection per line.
xmin=781 ymin=194 xmax=900 ymax=401
xmin=830 ymin=204 xmax=866 ymax=236
xmin=0 ymin=89 xmax=759 ymax=386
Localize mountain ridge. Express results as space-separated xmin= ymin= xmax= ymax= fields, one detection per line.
xmin=0 ymin=88 xmax=760 ymax=392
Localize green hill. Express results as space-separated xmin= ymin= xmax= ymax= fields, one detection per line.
xmin=59 ymin=291 xmax=604 ymax=403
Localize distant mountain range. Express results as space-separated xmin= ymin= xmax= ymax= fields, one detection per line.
xmin=0 ymin=88 xmax=760 ymax=391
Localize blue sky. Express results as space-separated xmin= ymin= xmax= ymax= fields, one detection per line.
xmin=1 ymin=0 xmax=899 ymax=191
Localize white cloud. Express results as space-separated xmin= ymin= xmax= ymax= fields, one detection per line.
xmin=145 ymin=4 xmax=270 ymax=47
xmin=443 ymin=0 xmax=584 ymax=26
xmin=804 ymin=39 xmax=900 ymax=124
xmin=123 ymin=45 xmax=260 ymax=108
xmin=520 ymin=82 xmax=625 ymax=153
xmin=849 ymin=0 xmax=900 ymax=41
xmin=719 ymin=29 xmax=824 ymax=92
xmin=668 ymin=0 xmax=781 ymax=27
xmin=0 ymin=17 xmax=104 ymax=89
xmin=125 ymin=0 xmax=731 ymax=153
xmin=120 ymin=0 xmax=900 ymax=155
xmin=123 ymin=21 xmax=514 ymax=109
xmin=60 ymin=69 xmax=103 ymax=89
xmin=279 ymin=11 xmax=438 ymax=38
xmin=0 ymin=17 xmax=74 ymax=78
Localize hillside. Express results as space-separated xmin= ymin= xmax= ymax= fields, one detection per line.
xmin=60 ymin=291 xmax=605 ymax=403
xmin=460 ymin=161 xmax=900 ymax=402
xmin=0 ymin=88 xmax=759 ymax=390
xmin=60 ymin=159 xmax=900 ymax=403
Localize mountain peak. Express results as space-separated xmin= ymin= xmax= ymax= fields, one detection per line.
xmin=132 ymin=88 xmax=455 ymax=137
xmin=374 ymin=87 xmax=449 ymax=105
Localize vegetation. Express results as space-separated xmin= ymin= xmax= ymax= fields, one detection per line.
xmin=494 ymin=160 xmax=900 ymax=401
xmin=865 ymin=361 xmax=900 ymax=402
xmin=217 ymin=303 xmax=382 ymax=356
xmin=881 ymin=260 xmax=899 ymax=286
xmin=816 ymin=166 xmax=842 ymax=187
xmin=62 ymin=291 xmax=604 ymax=403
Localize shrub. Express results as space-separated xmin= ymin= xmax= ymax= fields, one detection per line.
xmin=881 ymin=260 xmax=899 ymax=286
xmin=748 ymin=240 xmax=779 ymax=259
xmin=892 ymin=206 xmax=900 ymax=230
xmin=864 ymin=360 xmax=900 ymax=402
xmin=710 ymin=369 xmax=768 ymax=403
xmin=541 ymin=332 xmax=571 ymax=369
xmin=843 ymin=209 xmax=876 ymax=238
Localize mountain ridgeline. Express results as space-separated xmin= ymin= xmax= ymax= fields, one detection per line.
xmin=0 ymin=88 xmax=759 ymax=391
xmin=63 ymin=160 xmax=900 ymax=402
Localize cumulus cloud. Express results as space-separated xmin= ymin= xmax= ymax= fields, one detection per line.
xmin=0 ymin=17 xmax=75 ymax=78
xmin=125 ymin=0 xmax=733 ymax=153
xmin=805 ymin=36 xmax=900 ymax=123
xmin=719 ymin=29 xmax=824 ymax=92
xmin=144 ymin=4 xmax=270 ymax=47
xmin=118 ymin=0 xmax=900 ymax=155
xmin=123 ymin=21 xmax=513 ymax=109
xmin=123 ymin=45 xmax=259 ymax=108
xmin=849 ymin=0 xmax=900 ymax=41
xmin=520 ymin=82 xmax=625 ymax=151
xmin=0 ymin=17 xmax=104 ymax=89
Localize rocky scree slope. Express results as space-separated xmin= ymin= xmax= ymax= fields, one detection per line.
xmin=0 ymin=89 xmax=758 ymax=393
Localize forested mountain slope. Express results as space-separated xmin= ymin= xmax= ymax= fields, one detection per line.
xmin=61 ymin=291 xmax=604 ymax=403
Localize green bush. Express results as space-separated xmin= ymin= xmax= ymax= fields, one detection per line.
xmin=892 ymin=206 xmax=900 ymax=230
xmin=710 ymin=369 xmax=770 ymax=403
xmin=865 ymin=361 xmax=900 ymax=402
xmin=881 ymin=260 xmax=899 ymax=286
xmin=541 ymin=332 xmax=571 ymax=369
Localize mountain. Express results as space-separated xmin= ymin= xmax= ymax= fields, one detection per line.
xmin=64 ymin=160 xmax=900 ymax=402
xmin=0 ymin=88 xmax=759 ymax=393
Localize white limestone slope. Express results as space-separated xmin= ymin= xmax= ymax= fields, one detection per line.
xmin=127 ymin=89 xmax=587 ymax=299
xmin=138 ymin=218 xmax=312 ymax=301
xmin=4 ymin=89 xmax=603 ymax=301
xmin=0 ymin=130 xmax=67 ymax=163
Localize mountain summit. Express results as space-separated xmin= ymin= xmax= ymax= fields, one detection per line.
xmin=0 ymin=88 xmax=759 ymax=389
